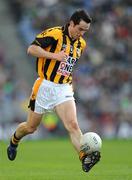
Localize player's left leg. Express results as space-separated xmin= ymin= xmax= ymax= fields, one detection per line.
xmin=55 ymin=100 xmax=82 ymax=152
xmin=55 ymin=100 xmax=101 ymax=172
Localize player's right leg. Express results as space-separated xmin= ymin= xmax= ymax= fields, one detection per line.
xmin=7 ymin=110 xmax=43 ymax=160
xmin=7 ymin=78 xmax=44 ymax=161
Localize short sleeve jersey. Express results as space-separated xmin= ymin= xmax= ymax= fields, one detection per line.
xmin=31 ymin=24 xmax=86 ymax=84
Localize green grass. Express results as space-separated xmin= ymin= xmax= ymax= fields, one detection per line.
xmin=0 ymin=139 xmax=132 ymax=180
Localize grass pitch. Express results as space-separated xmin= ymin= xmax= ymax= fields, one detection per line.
xmin=0 ymin=138 xmax=132 ymax=180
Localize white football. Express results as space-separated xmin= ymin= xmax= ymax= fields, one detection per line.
xmin=80 ymin=132 xmax=102 ymax=154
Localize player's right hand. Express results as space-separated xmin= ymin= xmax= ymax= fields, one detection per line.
xmin=54 ymin=49 xmax=68 ymax=61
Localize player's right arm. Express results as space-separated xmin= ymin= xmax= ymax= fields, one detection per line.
xmin=27 ymin=45 xmax=67 ymax=62
xmin=27 ymin=28 xmax=68 ymax=61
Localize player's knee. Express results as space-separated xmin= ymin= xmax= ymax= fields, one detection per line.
xmin=26 ymin=126 xmax=37 ymax=134
xmin=67 ymin=120 xmax=79 ymax=133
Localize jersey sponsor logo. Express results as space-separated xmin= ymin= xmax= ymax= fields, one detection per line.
xmin=57 ymin=56 xmax=77 ymax=76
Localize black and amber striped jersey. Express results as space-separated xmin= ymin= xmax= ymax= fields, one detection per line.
xmin=31 ymin=24 xmax=86 ymax=84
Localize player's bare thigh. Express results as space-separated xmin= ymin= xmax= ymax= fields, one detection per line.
xmin=55 ymin=100 xmax=79 ymax=130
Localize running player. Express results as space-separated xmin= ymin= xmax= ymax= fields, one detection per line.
xmin=7 ymin=9 xmax=100 ymax=172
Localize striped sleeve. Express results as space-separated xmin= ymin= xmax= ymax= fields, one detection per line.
xmin=31 ymin=36 xmax=56 ymax=49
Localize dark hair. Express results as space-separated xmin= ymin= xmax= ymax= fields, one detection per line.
xmin=70 ymin=9 xmax=92 ymax=25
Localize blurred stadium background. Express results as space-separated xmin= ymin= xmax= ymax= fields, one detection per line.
xmin=0 ymin=0 xmax=132 ymax=140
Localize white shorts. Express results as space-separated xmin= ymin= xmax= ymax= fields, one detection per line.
xmin=32 ymin=79 xmax=74 ymax=114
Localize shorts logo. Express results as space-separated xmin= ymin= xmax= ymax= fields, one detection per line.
xmin=65 ymin=95 xmax=72 ymax=98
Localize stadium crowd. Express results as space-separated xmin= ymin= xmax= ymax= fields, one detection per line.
xmin=0 ymin=44 xmax=31 ymax=139
xmin=2 ymin=0 xmax=132 ymax=138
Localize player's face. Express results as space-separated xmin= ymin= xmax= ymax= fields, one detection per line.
xmin=69 ymin=20 xmax=90 ymax=40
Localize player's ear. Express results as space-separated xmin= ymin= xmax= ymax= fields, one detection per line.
xmin=69 ymin=20 xmax=75 ymax=27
